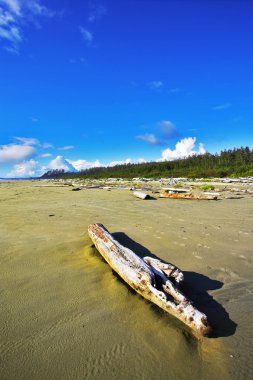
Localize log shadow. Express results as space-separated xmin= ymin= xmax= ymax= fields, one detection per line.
xmin=112 ymin=232 xmax=237 ymax=338
xmin=112 ymin=232 xmax=156 ymax=259
xmin=182 ymin=272 xmax=237 ymax=338
xmin=147 ymin=195 xmax=157 ymax=200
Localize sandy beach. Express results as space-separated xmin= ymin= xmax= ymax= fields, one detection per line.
xmin=0 ymin=180 xmax=253 ymax=379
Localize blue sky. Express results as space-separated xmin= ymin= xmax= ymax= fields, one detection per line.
xmin=0 ymin=0 xmax=252 ymax=177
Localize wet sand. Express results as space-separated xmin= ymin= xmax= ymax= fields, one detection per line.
xmin=0 ymin=180 xmax=252 ymax=379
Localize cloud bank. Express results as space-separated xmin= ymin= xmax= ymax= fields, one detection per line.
xmin=69 ymin=159 xmax=103 ymax=171
xmin=2 ymin=135 xmax=206 ymax=178
xmin=0 ymin=143 xmax=36 ymax=163
xmin=7 ymin=159 xmax=41 ymax=177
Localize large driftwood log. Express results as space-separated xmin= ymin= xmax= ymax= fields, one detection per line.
xmin=160 ymin=192 xmax=217 ymax=200
xmin=133 ymin=191 xmax=149 ymax=200
xmin=161 ymin=187 xmax=190 ymax=193
xmin=88 ymin=223 xmax=212 ymax=337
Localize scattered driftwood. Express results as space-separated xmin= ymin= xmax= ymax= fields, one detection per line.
xmin=88 ymin=223 xmax=212 ymax=337
xmin=133 ymin=191 xmax=150 ymax=200
xmin=160 ymin=192 xmax=218 ymax=200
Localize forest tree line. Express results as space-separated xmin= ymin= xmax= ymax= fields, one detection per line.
xmin=41 ymin=147 xmax=253 ymax=179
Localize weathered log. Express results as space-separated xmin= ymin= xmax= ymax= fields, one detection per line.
xmin=133 ymin=191 xmax=149 ymax=199
xmin=160 ymin=192 xmax=217 ymax=200
xmin=203 ymin=192 xmax=220 ymax=197
xmin=88 ymin=223 xmax=212 ymax=337
xmin=162 ymin=187 xmax=190 ymax=193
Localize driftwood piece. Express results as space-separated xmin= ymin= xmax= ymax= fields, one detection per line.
xmin=204 ymin=192 xmax=220 ymax=197
xmin=160 ymin=192 xmax=217 ymax=200
xmin=162 ymin=187 xmax=190 ymax=193
xmin=88 ymin=223 xmax=212 ymax=337
xmin=133 ymin=191 xmax=149 ymax=200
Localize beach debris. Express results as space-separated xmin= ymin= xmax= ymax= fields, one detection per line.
xmin=133 ymin=191 xmax=150 ymax=200
xmin=160 ymin=192 xmax=218 ymax=200
xmin=231 ymin=188 xmax=246 ymax=193
xmin=72 ymin=187 xmax=81 ymax=191
xmin=162 ymin=187 xmax=190 ymax=193
xmin=88 ymin=223 xmax=212 ymax=337
xmin=202 ymin=192 xmax=220 ymax=197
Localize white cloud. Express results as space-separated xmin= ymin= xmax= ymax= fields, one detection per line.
xmin=137 ymin=120 xmax=178 ymax=146
xmin=0 ymin=0 xmax=55 ymax=53
xmin=0 ymin=8 xmax=15 ymax=26
xmin=57 ymin=145 xmax=74 ymax=151
xmin=27 ymin=0 xmax=54 ymax=17
xmin=45 ymin=156 xmax=146 ymax=173
xmin=47 ymin=155 xmax=77 ymax=172
xmin=212 ymin=103 xmax=231 ymax=111
xmin=1 ymin=0 xmax=21 ymax=15
xmin=148 ymin=81 xmax=163 ymax=90
xmin=88 ymin=2 xmax=107 ymax=23
xmin=158 ymin=120 xmax=178 ymax=139
xmin=198 ymin=142 xmax=206 ymax=155
xmin=136 ymin=133 xmax=161 ymax=145
xmin=0 ymin=23 xmax=21 ymax=43
xmin=0 ymin=143 xmax=36 ymax=163
xmin=80 ymin=26 xmax=93 ymax=44
xmin=40 ymin=153 xmax=52 ymax=158
xmin=7 ymin=159 xmax=41 ymax=177
xmin=40 ymin=142 xmax=53 ymax=149
xmin=69 ymin=159 xmax=103 ymax=171
xmin=14 ymin=136 xmax=39 ymax=145
xmin=5 ymin=153 xmax=148 ymax=177
xmin=160 ymin=137 xmax=206 ymax=161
